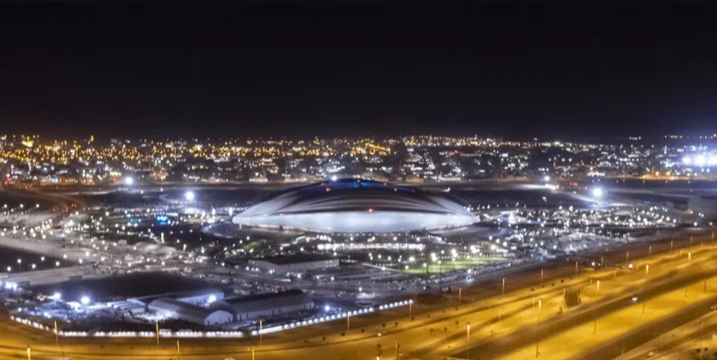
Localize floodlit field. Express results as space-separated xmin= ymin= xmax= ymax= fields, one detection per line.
xmin=403 ymin=256 xmax=508 ymax=274
xmin=242 ymin=241 xmax=262 ymax=250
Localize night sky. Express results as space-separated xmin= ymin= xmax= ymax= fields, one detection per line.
xmin=2 ymin=4 xmax=717 ymax=139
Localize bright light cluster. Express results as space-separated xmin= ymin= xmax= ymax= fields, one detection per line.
xmin=11 ymin=299 xmax=414 ymax=339
xmin=252 ymin=299 xmax=413 ymax=336
xmin=682 ymin=154 xmax=717 ymax=167
xmin=10 ymin=316 xmax=245 ymax=338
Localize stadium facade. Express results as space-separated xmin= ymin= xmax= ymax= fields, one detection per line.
xmin=232 ymin=179 xmax=475 ymax=233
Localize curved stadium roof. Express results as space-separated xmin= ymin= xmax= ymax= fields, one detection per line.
xmin=232 ymin=179 xmax=475 ymax=233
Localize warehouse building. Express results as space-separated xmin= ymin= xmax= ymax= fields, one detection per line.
xmin=148 ymin=297 xmax=233 ymax=326
xmin=213 ymin=290 xmax=314 ymax=321
xmin=130 ymin=288 xmax=225 ymax=306
xmin=249 ymin=254 xmax=339 ymax=273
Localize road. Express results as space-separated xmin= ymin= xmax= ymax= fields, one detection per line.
xmin=489 ymin=271 xmax=717 ymax=360
xmin=618 ymin=310 xmax=717 ymax=360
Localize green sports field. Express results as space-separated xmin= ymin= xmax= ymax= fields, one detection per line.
xmin=402 ymin=256 xmax=507 ymax=274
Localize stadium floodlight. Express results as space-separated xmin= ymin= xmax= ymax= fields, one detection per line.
xmin=331 ymin=175 xmax=338 ymax=181
xmin=207 ymin=295 xmax=217 ymax=304
xmin=184 ymin=191 xmax=195 ymax=202
xmin=51 ymin=292 xmax=62 ymax=301
xmin=695 ymin=154 xmax=707 ymax=167
xmin=543 ymin=175 xmax=550 ymax=182
xmin=124 ymin=176 xmax=134 ymax=186
xmin=710 ymin=155 xmax=717 ymax=166
xmin=591 ymin=187 xmax=604 ymax=198
xmin=80 ymin=296 xmax=91 ymax=305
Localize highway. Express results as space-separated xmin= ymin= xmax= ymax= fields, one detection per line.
xmin=618 ymin=309 xmax=717 ymax=360
xmin=488 ymin=270 xmax=717 ymax=360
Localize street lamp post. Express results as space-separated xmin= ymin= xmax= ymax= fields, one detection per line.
xmin=574 ymin=261 xmax=578 ymax=276
xmin=26 ymin=346 xmax=30 ymax=360
xmin=438 ymin=260 xmax=443 ymax=290
xmin=642 ymin=264 xmax=649 ymax=314
xmin=458 ymin=288 xmax=462 ymax=308
xmin=502 ymin=277 xmax=506 ymax=296
xmin=540 ymin=269 xmax=544 ymax=288
xmin=535 ymin=299 xmax=542 ymax=358
xmin=466 ymin=323 xmax=471 ymax=359
xmin=259 ymin=319 xmax=263 ymax=347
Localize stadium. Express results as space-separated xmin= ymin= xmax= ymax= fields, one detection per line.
xmin=232 ymin=179 xmax=476 ymax=233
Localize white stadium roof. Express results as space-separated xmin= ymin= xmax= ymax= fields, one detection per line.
xmin=233 ymin=179 xmax=475 ymax=233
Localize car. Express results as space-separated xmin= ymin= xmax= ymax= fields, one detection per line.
xmin=376 ymin=332 xmax=382 ymax=337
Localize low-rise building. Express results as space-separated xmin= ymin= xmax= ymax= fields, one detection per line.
xmin=148 ymin=298 xmax=233 ymax=326
xmin=249 ymin=254 xmax=339 ymax=273
xmin=216 ymin=290 xmax=314 ymax=321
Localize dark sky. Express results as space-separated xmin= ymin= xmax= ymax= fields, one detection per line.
xmin=2 ymin=4 xmax=717 ymax=139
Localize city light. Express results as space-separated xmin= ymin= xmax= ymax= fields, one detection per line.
xmin=591 ymin=187 xmax=604 ymax=198
xmin=682 ymin=153 xmax=717 ymax=167
xmin=80 ymin=296 xmax=91 ymax=305
xmin=695 ymin=154 xmax=706 ymax=167
xmin=184 ymin=191 xmax=195 ymax=202
xmin=207 ymin=295 xmax=217 ymax=304
xmin=51 ymin=292 xmax=62 ymax=301
xmin=124 ymin=176 xmax=134 ymax=186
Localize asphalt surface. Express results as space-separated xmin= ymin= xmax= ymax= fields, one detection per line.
xmin=453 ymin=258 xmax=717 ymax=359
